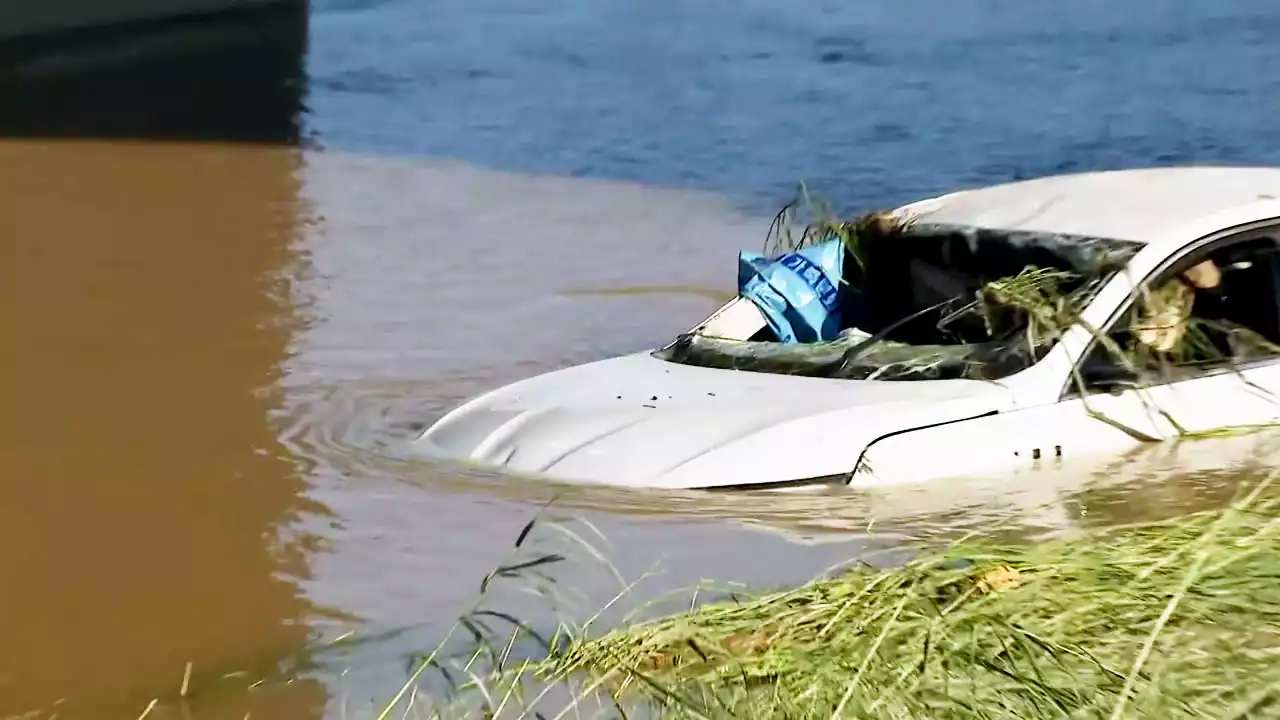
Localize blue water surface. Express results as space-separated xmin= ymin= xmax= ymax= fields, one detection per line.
xmin=304 ymin=0 xmax=1280 ymax=214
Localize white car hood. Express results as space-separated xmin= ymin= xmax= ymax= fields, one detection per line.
xmin=414 ymin=351 xmax=1015 ymax=489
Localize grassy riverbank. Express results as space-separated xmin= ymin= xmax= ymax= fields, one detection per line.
xmin=542 ymin=479 xmax=1280 ymax=718
xmin=384 ymin=477 xmax=1280 ymax=719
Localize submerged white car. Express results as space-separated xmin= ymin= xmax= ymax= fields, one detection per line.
xmin=415 ymin=166 xmax=1280 ymax=490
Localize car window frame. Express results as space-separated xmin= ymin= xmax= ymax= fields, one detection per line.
xmin=1059 ymin=219 xmax=1280 ymax=401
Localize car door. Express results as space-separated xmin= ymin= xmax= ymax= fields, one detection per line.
xmin=1060 ymin=227 xmax=1280 ymax=440
xmin=853 ymin=225 xmax=1280 ymax=488
xmin=1066 ymin=359 xmax=1280 ymax=440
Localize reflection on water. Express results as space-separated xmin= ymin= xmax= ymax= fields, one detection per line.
xmin=0 ymin=140 xmax=327 ymax=717
xmin=0 ymin=4 xmax=308 ymax=143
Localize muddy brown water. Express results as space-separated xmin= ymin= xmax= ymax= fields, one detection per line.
xmin=0 ymin=139 xmax=1273 ymax=718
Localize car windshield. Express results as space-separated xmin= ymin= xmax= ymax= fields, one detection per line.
xmin=654 ymin=221 xmax=1145 ymax=381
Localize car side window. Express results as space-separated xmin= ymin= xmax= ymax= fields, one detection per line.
xmin=1069 ymin=234 xmax=1280 ymax=396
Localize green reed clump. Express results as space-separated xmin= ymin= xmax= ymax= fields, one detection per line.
xmin=537 ymin=478 xmax=1280 ymax=719
xmin=761 ymin=182 xmax=912 ymax=290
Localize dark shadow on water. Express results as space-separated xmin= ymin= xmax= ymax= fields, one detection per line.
xmin=0 ymin=2 xmax=309 ymax=144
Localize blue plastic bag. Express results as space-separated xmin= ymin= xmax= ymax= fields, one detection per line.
xmin=738 ymin=237 xmax=846 ymax=344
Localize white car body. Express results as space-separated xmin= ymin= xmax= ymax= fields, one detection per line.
xmin=415 ymin=166 xmax=1280 ymax=490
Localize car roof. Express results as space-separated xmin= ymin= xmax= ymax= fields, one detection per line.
xmin=899 ymin=166 xmax=1280 ymax=244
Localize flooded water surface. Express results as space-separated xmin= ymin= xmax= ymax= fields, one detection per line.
xmin=4 ymin=0 xmax=1280 ymax=716
xmin=0 ymin=140 xmax=323 ymax=716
